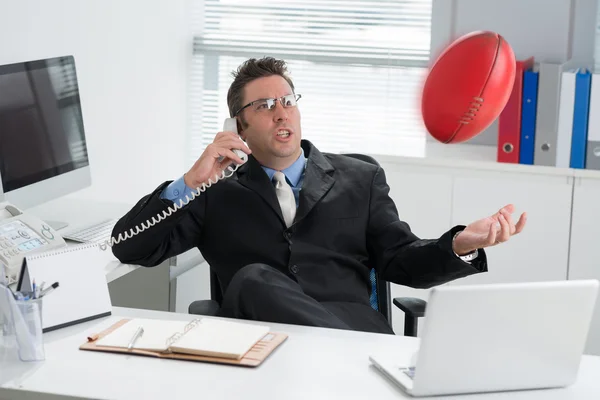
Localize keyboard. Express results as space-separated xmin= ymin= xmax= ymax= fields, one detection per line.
xmin=62 ymin=219 xmax=118 ymax=244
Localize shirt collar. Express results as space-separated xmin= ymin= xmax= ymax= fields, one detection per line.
xmin=261 ymin=148 xmax=306 ymax=187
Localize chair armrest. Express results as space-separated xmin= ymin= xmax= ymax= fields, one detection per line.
xmin=393 ymin=297 xmax=426 ymax=318
xmin=188 ymin=300 xmax=220 ymax=316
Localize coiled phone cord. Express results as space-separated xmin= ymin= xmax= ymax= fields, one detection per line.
xmin=97 ymin=163 xmax=241 ymax=251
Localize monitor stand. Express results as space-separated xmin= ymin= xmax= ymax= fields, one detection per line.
xmin=46 ymin=220 xmax=69 ymax=231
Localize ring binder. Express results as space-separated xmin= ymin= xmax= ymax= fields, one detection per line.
xmin=82 ymin=318 xmax=288 ymax=368
xmin=165 ymin=318 xmax=202 ymax=348
xmin=26 ymin=242 xmax=102 ymax=260
xmin=92 ymin=316 xmax=275 ymax=361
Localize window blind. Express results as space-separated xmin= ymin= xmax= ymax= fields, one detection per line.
xmin=188 ymin=0 xmax=433 ymax=168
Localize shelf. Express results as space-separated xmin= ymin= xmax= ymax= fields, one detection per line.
xmin=366 ymin=142 xmax=600 ymax=179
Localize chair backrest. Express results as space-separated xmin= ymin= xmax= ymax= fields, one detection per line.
xmin=208 ymin=153 xmax=393 ymax=325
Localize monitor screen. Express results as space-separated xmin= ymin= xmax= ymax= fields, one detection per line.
xmin=0 ymin=55 xmax=89 ymax=193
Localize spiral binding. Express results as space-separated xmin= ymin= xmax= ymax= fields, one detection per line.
xmin=96 ymin=163 xmax=243 ymax=252
xmin=165 ymin=318 xmax=202 ymax=348
xmin=27 ymin=242 xmax=101 ymax=259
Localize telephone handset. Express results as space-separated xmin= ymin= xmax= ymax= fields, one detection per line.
xmin=97 ymin=118 xmax=248 ymax=251
xmin=0 ymin=202 xmax=67 ymax=279
xmin=222 ymin=117 xmax=249 ymax=164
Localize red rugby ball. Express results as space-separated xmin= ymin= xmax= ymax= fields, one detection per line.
xmin=421 ymin=31 xmax=516 ymax=144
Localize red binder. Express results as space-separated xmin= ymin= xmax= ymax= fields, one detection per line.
xmin=497 ymin=57 xmax=535 ymax=163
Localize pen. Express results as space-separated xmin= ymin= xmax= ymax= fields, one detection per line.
xmin=32 ymin=279 xmax=36 ymax=299
xmin=39 ymin=282 xmax=59 ymax=298
xmin=127 ymin=326 xmax=144 ymax=350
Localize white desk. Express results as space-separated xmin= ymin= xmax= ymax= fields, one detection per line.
xmin=1 ymin=307 xmax=600 ymax=400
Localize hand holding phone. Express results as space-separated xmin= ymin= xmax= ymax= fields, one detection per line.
xmin=222 ymin=118 xmax=249 ymax=164
xmin=101 ymin=119 xmax=250 ymax=251
xmin=183 ymin=118 xmax=251 ymax=190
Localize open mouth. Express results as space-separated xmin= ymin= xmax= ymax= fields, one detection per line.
xmin=276 ymin=130 xmax=290 ymax=138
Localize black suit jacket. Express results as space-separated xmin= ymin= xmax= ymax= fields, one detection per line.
xmin=111 ymin=140 xmax=487 ymax=332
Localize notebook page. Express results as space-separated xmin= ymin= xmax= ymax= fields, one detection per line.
xmin=96 ymin=318 xmax=190 ymax=352
xmin=24 ymin=244 xmax=114 ymax=330
xmin=169 ymin=319 xmax=270 ymax=359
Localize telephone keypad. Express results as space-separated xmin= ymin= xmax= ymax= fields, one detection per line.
xmin=0 ymin=221 xmax=46 ymax=262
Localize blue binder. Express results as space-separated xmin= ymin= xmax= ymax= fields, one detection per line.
xmin=570 ymin=69 xmax=592 ymax=169
xmin=519 ymin=70 xmax=539 ymax=165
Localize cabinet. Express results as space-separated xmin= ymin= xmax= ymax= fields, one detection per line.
xmin=378 ymin=161 xmax=453 ymax=335
xmin=377 ymin=156 xmax=576 ymax=338
xmin=108 ymin=259 xmax=171 ymax=311
xmin=171 ymin=248 xmax=211 ymax=313
xmin=449 ymin=169 xmax=572 ymax=286
xmin=568 ymin=173 xmax=600 ymax=356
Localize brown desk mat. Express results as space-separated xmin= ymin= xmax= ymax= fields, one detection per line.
xmin=80 ymin=318 xmax=288 ymax=367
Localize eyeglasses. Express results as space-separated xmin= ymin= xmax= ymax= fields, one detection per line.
xmin=234 ymin=94 xmax=302 ymax=116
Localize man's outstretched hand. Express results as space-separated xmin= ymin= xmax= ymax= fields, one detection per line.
xmin=452 ymin=204 xmax=527 ymax=256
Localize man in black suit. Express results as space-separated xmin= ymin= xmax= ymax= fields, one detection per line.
xmin=111 ymin=57 xmax=527 ymax=334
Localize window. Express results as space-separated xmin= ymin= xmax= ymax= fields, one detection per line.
xmin=188 ymin=0 xmax=433 ymax=168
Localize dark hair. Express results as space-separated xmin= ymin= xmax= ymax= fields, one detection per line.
xmin=227 ymin=57 xmax=295 ymax=121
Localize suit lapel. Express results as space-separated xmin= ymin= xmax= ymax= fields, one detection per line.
xmin=236 ymin=140 xmax=335 ymax=227
xmin=295 ymin=141 xmax=335 ymax=224
xmin=237 ymin=156 xmax=285 ymax=224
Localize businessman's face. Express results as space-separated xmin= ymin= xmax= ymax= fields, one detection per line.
xmin=237 ymin=75 xmax=302 ymax=170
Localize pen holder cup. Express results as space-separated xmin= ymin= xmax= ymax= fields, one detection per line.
xmin=12 ymin=297 xmax=45 ymax=362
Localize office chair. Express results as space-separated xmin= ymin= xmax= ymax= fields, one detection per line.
xmin=188 ymin=153 xmax=427 ymax=336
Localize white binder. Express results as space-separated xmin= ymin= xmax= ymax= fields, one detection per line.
xmin=586 ymin=74 xmax=600 ymax=170
xmin=534 ymin=60 xmax=581 ymax=166
xmin=555 ymin=70 xmax=576 ymax=168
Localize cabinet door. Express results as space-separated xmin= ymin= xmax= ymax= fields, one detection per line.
xmin=449 ymin=170 xmax=572 ymax=285
xmin=378 ymin=161 xmax=453 ymax=335
xmin=172 ymin=249 xmax=211 ymax=313
xmin=568 ymin=176 xmax=600 ymax=356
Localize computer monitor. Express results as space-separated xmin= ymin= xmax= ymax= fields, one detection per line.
xmin=0 ymin=55 xmax=91 ymax=227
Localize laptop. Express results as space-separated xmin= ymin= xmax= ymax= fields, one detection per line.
xmin=369 ymin=279 xmax=599 ymax=397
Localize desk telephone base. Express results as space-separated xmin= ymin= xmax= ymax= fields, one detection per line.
xmin=0 ymin=202 xmax=66 ymax=282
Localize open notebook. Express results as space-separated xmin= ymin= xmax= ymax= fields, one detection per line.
xmin=94 ymin=317 xmax=271 ymax=360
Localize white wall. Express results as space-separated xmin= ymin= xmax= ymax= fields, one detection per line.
xmin=0 ymin=0 xmax=192 ymax=205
